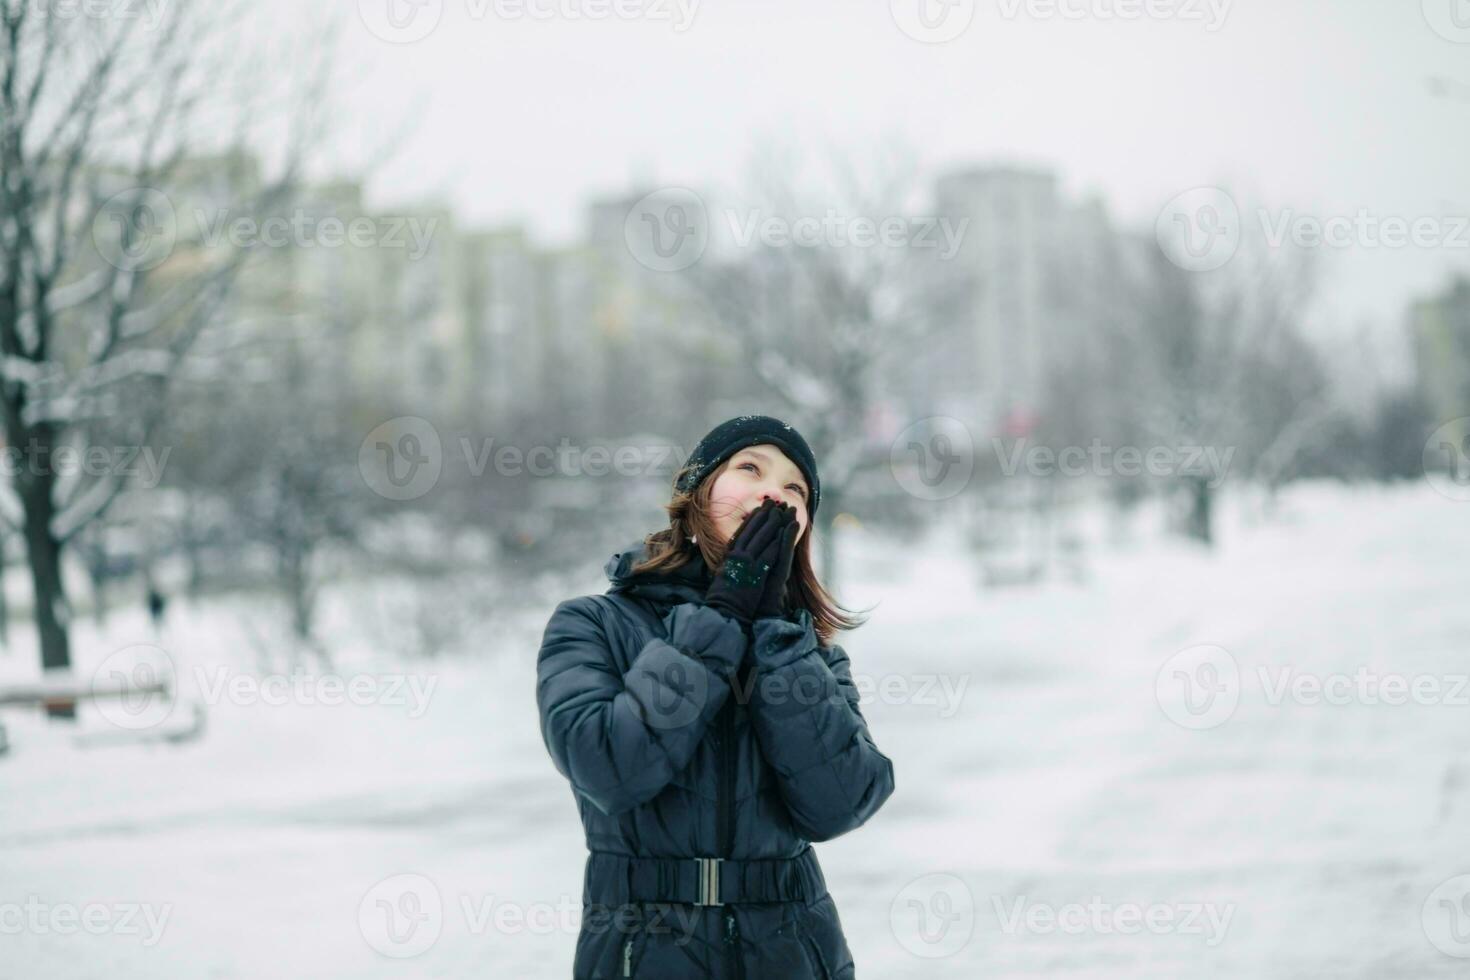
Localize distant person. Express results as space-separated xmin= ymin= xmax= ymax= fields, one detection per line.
xmin=147 ymin=581 xmax=167 ymax=631
xmin=536 ymin=416 xmax=894 ymax=978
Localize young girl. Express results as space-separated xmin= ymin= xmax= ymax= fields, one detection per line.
xmin=537 ymin=415 xmax=896 ymax=979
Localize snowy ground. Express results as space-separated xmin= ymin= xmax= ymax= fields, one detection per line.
xmin=0 ymin=480 xmax=1467 ymax=978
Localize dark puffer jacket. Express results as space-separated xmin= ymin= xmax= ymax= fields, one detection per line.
xmin=536 ymin=538 xmax=896 ymax=978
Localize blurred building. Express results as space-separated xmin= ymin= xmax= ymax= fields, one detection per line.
xmin=382 ymin=203 xmax=465 ymax=411
xmin=932 ymin=165 xmax=1122 ymax=436
xmin=135 ymin=155 xmax=1157 ymax=454
xmin=122 ymin=158 xmax=475 ymax=420
xmin=539 ymin=243 xmax=608 ymax=422
xmin=459 ymin=227 xmax=550 ymax=424
xmin=1411 ymin=275 xmax=1470 ymax=423
xmin=584 ymin=190 xmax=730 ymax=430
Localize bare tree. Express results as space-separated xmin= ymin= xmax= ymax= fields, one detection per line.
xmin=1051 ymin=229 xmax=1331 ymax=545
xmin=656 ymin=142 xmax=971 ymax=588
xmin=154 ymin=239 xmax=396 ymax=663
xmin=0 ymin=1 xmax=334 ymax=677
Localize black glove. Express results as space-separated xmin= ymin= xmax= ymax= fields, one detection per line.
xmin=704 ymin=499 xmax=788 ymax=625
xmin=754 ymin=505 xmax=799 ymax=620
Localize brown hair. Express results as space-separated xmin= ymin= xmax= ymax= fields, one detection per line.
xmin=630 ymin=458 xmax=868 ymax=647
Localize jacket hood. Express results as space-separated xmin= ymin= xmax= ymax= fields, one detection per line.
xmin=604 ymin=536 xmax=715 ymax=607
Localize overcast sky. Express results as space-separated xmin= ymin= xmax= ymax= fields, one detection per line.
xmin=261 ymin=0 xmax=1469 ymax=374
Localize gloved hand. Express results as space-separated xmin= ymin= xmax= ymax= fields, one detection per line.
xmin=704 ymin=499 xmax=791 ymax=626
xmin=754 ymin=504 xmax=799 ymax=621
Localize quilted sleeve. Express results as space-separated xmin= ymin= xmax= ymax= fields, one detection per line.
xmin=744 ymin=613 xmax=896 ymax=842
xmin=536 ymin=597 xmax=746 ymax=817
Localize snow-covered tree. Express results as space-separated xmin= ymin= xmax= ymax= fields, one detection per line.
xmin=0 ymin=1 xmax=330 ymax=676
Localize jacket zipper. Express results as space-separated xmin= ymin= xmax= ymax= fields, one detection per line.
xmin=623 ymin=936 xmax=633 ymax=977
xmin=717 ymin=692 xmax=732 ymax=853
xmin=718 ymin=667 xmax=745 ymax=980
xmin=725 ymin=910 xmax=744 ymax=980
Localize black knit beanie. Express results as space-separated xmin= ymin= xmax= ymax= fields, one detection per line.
xmin=676 ymin=415 xmax=821 ymax=518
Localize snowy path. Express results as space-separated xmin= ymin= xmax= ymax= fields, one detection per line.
xmin=0 ymin=482 xmax=1466 ymax=978
xmin=839 ymin=484 xmax=1470 ymax=978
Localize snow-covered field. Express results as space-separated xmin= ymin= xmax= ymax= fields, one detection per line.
xmin=1 ymin=480 xmax=1467 ymax=978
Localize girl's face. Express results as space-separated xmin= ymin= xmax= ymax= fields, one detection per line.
xmin=705 ymin=444 xmax=810 ymax=547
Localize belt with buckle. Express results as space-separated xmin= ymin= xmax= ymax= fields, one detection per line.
xmin=583 ymin=846 xmax=825 ymax=907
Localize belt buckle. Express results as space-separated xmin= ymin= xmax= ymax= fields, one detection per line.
xmin=695 ymin=857 xmax=723 ymax=906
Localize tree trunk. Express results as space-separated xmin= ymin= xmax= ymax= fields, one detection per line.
xmin=0 ymin=531 xmax=10 ymax=648
xmin=818 ymin=490 xmax=842 ymax=595
xmin=22 ymin=474 xmax=70 ymax=671
xmin=18 ymin=457 xmax=74 ymax=717
xmin=88 ymin=558 xmax=108 ymax=628
xmin=183 ymin=499 xmax=205 ymax=600
xmin=1183 ymin=475 xmax=1214 ymax=546
xmin=187 ymin=549 xmax=204 ymax=600
xmin=280 ymin=540 xmax=325 ymax=665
